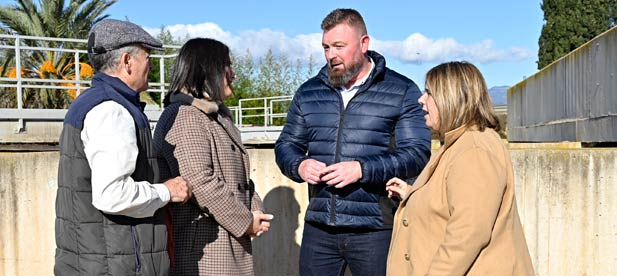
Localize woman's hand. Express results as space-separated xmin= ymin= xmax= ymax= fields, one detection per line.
xmin=247 ymin=210 xmax=274 ymax=237
xmin=386 ymin=177 xmax=412 ymax=200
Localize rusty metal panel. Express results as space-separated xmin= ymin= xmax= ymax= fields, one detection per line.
xmin=508 ymin=26 xmax=617 ymax=142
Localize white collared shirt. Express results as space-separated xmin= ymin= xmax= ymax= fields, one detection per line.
xmin=338 ymin=57 xmax=375 ymax=108
xmin=81 ymin=101 xmax=170 ymax=218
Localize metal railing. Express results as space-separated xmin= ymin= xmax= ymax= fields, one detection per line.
xmin=233 ymin=95 xmax=291 ymax=127
xmin=0 ymin=34 xmax=293 ymax=132
xmin=0 ymin=34 xmax=179 ymax=109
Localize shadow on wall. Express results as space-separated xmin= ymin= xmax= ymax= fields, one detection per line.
xmin=253 ymin=186 xmax=301 ymax=276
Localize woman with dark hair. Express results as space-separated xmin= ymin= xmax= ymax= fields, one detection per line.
xmin=153 ymin=38 xmax=273 ymax=276
xmin=385 ymin=61 xmax=535 ymax=275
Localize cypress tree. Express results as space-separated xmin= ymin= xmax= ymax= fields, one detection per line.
xmin=537 ymin=0 xmax=616 ymax=69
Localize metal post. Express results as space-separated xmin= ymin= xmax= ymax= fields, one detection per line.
xmin=238 ymin=101 xmax=243 ymax=127
xmin=15 ymin=36 xmax=22 ymax=110
xmin=263 ymin=98 xmax=268 ymax=127
xmin=269 ymin=99 xmax=274 ymax=125
xmin=159 ymin=56 xmax=165 ymax=109
xmin=15 ymin=36 xmax=25 ymax=132
xmin=74 ymin=51 xmax=81 ymax=97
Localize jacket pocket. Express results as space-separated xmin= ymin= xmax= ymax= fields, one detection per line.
xmin=130 ymin=225 xmax=142 ymax=273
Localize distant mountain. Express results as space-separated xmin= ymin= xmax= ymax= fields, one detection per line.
xmin=489 ymin=85 xmax=509 ymax=105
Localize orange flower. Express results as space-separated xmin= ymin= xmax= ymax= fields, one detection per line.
xmin=60 ymin=82 xmax=78 ymax=99
xmin=40 ymin=60 xmax=57 ymax=75
xmin=61 ymin=62 xmax=94 ymax=80
xmin=5 ymin=68 xmax=18 ymax=78
xmin=79 ymin=63 xmax=93 ymax=79
xmin=5 ymin=67 xmax=28 ymax=78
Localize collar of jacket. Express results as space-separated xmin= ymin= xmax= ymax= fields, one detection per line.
xmin=316 ymin=50 xmax=386 ymax=90
xmin=168 ymin=91 xmax=245 ymax=153
xmin=91 ymin=72 xmax=144 ymax=111
xmin=167 ymin=91 xmax=231 ymax=115
xmin=442 ymin=124 xmax=479 ymax=150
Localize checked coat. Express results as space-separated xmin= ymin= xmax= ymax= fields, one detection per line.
xmin=153 ymin=92 xmax=264 ymax=276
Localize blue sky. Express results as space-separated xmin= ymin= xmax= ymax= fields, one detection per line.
xmin=2 ymin=0 xmax=545 ymax=88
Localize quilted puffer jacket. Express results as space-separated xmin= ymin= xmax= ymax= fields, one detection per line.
xmin=275 ymin=51 xmax=431 ymax=230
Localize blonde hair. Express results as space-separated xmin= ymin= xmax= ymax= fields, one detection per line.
xmin=425 ymin=61 xmax=500 ymax=135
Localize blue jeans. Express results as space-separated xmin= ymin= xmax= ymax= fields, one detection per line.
xmin=299 ymin=222 xmax=392 ymax=276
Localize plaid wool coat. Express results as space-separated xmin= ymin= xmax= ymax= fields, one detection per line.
xmin=154 ymin=92 xmax=264 ymax=276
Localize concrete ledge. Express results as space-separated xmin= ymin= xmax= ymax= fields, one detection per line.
xmin=507 ymin=141 xmax=582 ymax=149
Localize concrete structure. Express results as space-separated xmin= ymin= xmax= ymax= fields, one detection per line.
xmin=508 ymin=26 xmax=617 ymax=143
xmin=1 ymin=147 xmax=616 ymax=276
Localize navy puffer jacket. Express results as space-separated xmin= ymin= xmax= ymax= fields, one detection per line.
xmin=275 ymin=51 xmax=431 ymax=229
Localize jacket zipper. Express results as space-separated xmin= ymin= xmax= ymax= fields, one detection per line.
xmin=325 ymin=74 xmax=373 ymax=226
xmin=331 ymin=95 xmax=345 ymax=225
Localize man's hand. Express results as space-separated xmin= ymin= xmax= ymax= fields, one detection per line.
xmin=320 ymin=161 xmax=362 ymax=188
xmin=298 ymin=159 xmax=326 ymax=185
xmin=164 ymin=176 xmax=191 ymax=203
xmin=386 ymin=177 xmax=412 ymax=200
xmin=247 ymin=210 xmax=274 ymax=237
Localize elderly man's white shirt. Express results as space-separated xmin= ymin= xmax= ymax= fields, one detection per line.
xmin=81 ymin=101 xmax=170 ymax=218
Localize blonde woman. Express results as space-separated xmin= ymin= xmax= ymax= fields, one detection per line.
xmin=385 ymin=61 xmax=534 ymax=275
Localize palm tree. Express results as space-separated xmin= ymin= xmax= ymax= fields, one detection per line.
xmin=0 ymin=0 xmax=116 ymax=108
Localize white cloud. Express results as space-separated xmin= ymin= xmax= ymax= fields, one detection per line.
xmin=145 ymin=22 xmax=234 ymax=44
xmin=371 ymin=33 xmax=532 ymax=64
xmin=145 ymin=22 xmax=532 ymax=65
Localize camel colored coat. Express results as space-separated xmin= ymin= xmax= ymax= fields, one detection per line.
xmin=386 ymin=126 xmax=534 ymax=276
xmin=154 ymin=94 xmax=263 ymax=276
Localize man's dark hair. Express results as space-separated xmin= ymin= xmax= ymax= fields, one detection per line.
xmin=321 ymin=8 xmax=367 ymax=35
xmin=167 ymin=38 xmax=231 ymax=103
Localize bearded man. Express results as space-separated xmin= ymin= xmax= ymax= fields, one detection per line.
xmin=274 ymin=8 xmax=431 ymax=276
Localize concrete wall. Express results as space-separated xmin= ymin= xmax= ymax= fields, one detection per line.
xmin=0 ymin=152 xmax=58 ymax=276
xmin=510 ymin=148 xmax=617 ymax=276
xmin=1 ymin=148 xmax=616 ymax=275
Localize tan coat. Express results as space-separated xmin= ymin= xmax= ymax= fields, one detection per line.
xmin=155 ymin=95 xmax=263 ymax=276
xmin=386 ymin=126 xmax=534 ymax=276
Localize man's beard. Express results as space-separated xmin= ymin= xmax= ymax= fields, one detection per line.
xmin=328 ymin=58 xmax=363 ymax=87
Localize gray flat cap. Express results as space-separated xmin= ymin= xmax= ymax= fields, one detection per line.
xmin=87 ymin=19 xmax=163 ymax=54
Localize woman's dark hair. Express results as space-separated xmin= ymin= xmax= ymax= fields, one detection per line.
xmin=164 ymin=38 xmax=231 ymax=105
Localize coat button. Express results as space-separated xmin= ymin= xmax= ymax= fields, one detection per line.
xmin=231 ymin=144 xmax=236 ymax=151
xmin=404 ymin=253 xmax=410 ymax=261
xmin=402 ymin=218 xmax=408 ymax=227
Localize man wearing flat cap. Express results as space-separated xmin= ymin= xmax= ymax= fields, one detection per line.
xmin=54 ymin=19 xmax=190 ymax=276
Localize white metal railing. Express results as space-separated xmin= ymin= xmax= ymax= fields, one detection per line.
xmin=0 ymin=34 xmax=294 ymax=130
xmin=236 ymin=95 xmax=292 ymax=127
xmin=0 ymin=34 xmax=179 ymax=109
